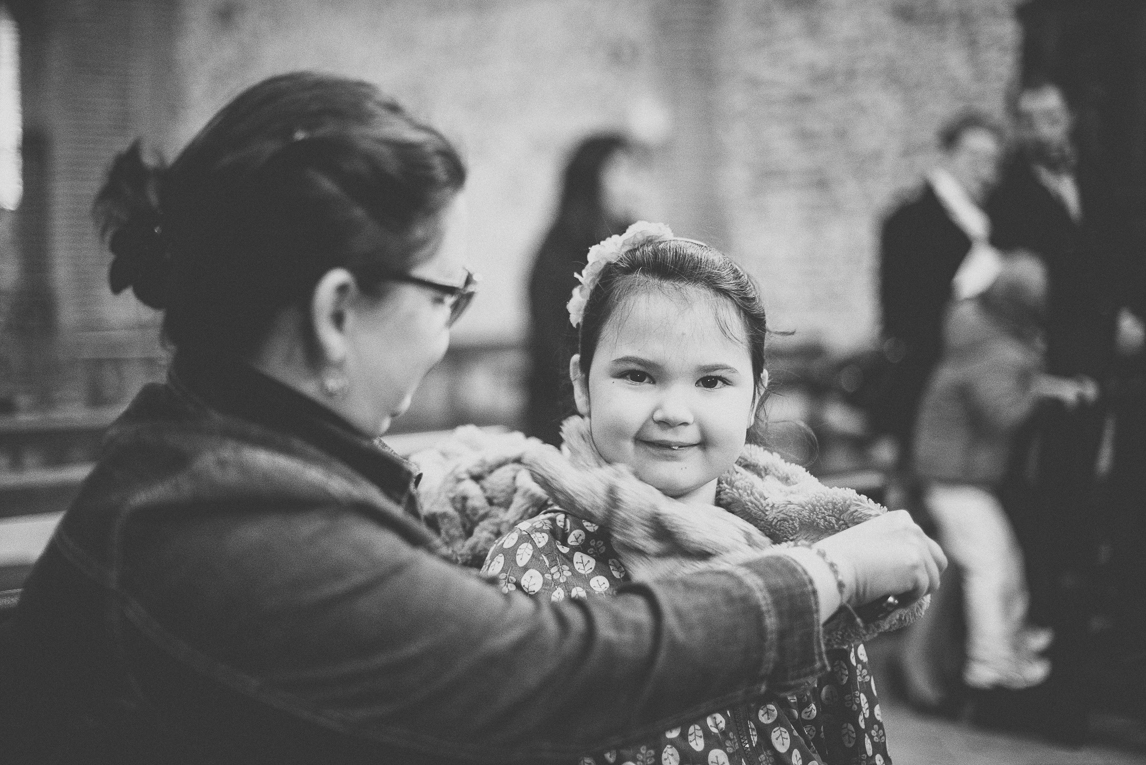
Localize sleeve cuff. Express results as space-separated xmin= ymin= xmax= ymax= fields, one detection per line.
xmin=731 ymin=553 xmax=829 ymax=693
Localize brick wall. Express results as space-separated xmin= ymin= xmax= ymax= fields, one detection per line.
xmin=171 ymin=0 xmax=666 ymax=348
xmin=166 ymin=0 xmax=1020 ymax=354
xmin=5 ymin=0 xmax=1023 ymax=413
xmin=718 ymin=0 xmax=1021 ymax=351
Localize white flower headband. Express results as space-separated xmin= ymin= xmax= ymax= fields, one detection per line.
xmin=567 ymin=220 xmax=675 ymax=327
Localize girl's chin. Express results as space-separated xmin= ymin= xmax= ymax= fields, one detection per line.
xmin=640 ymin=474 xmax=716 ymax=505
xmin=391 ymin=393 xmax=414 ymax=418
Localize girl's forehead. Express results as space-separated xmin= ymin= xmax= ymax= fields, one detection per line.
xmin=599 ymin=285 xmax=751 ymax=358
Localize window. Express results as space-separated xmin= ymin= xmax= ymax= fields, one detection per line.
xmin=0 ymin=5 xmax=19 ymax=211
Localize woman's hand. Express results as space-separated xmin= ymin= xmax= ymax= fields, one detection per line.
xmin=814 ymin=509 xmax=947 ymax=610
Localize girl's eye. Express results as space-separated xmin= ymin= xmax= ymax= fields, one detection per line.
xmin=621 ymin=370 xmax=651 ymax=384
xmin=697 ymin=375 xmax=730 ymax=389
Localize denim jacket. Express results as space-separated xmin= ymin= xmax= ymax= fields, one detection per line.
xmin=2 ymin=357 xmax=827 ymax=764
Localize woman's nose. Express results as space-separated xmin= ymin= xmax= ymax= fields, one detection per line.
xmin=651 ymin=388 xmax=694 ymax=427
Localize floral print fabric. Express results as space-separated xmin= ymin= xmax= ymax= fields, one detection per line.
xmin=483 ymin=511 xmax=891 ymax=765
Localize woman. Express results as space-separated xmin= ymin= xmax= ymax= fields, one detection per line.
xmin=526 ymin=133 xmax=640 ymax=444
xmin=0 ymin=72 xmax=944 ymax=764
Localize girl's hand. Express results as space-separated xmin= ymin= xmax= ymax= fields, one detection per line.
xmin=814 ymin=510 xmax=946 ymax=609
xmin=1033 ymin=373 xmax=1099 ymax=408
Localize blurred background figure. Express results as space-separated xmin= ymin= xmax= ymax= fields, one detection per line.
xmin=910 ymin=252 xmax=1094 ymax=718
xmin=524 ymin=133 xmax=646 ymax=444
xmin=1106 ymin=263 xmax=1146 ymax=720
xmin=874 ymin=113 xmax=1007 ymax=718
xmin=987 ymin=78 xmax=1135 ymax=742
xmin=876 ymin=113 xmax=1004 ymax=489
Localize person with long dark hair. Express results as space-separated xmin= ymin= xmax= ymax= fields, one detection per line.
xmin=526 ymin=133 xmax=637 ymax=444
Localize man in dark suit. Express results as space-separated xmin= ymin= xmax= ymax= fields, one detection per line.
xmin=877 ymin=113 xmax=1004 ymax=462
xmin=877 ymin=113 xmax=1005 ymax=713
xmin=986 ymin=79 xmax=1133 ymax=742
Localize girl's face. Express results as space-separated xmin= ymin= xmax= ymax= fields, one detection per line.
xmin=572 ymin=286 xmax=759 ymax=506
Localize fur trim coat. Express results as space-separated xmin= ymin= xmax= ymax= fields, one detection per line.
xmin=410 ymin=417 xmax=928 ymax=649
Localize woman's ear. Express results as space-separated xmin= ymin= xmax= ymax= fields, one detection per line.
xmin=570 ymin=354 xmax=590 ymax=416
xmin=310 ymin=268 xmax=359 ymax=366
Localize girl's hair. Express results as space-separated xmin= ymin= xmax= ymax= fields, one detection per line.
xmin=93 ymin=71 xmax=466 ymax=358
xmin=577 ymin=238 xmax=769 ymax=396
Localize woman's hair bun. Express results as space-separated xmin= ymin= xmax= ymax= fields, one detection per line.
xmin=107 ymin=217 xmax=169 ymax=309
xmin=93 ymin=140 xmax=170 ymax=309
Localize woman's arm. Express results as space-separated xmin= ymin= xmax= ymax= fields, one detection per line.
xmin=122 ymin=501 xmax=828 ymax=764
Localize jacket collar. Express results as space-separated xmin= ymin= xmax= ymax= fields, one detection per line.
xmin=170 ymin=351 xmax=421 ymax=518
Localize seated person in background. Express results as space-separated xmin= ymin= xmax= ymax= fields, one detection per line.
xmin=912 ymin=251 xmax=1096 ymax=694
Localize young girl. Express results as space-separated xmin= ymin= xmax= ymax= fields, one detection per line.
xmin=474 ymin=223 xmax=910 ymax=765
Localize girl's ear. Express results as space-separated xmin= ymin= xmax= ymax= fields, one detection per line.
xmin=310 ymin=268 xmax=359 ymax=366
xmin=748 ymin=368 xmax=770 ymax=428
xmin=570 ymin=354 xmax=590 ymax=416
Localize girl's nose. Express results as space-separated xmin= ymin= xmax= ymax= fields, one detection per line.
xmin=651 ymin=388 xmax=694 ymax=427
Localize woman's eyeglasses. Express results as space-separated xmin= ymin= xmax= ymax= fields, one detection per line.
xmin=387 ymin=267 xmax=479 ymax=326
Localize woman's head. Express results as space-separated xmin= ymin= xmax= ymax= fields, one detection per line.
xmin=569 ymin=234 xmax=769 ymax=505
xmin=95 ymin=71 xmax=467 ymax=360
xmin=555 ymin=133 xmax=638 ymax=231
xmin=938 ymin=112 xmax=1002 ymax=205
xmin=94 ymin=72 xmax=471 ymax=435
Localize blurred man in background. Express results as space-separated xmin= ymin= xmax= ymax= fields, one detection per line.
xmin=877 ymin=113 xmax=1004 ymax=713
xmin=877 ymin=113 xmax=1004 ymax=473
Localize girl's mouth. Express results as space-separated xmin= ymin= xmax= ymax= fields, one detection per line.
xmin=642 ymin=440 xmax=700 ymax=451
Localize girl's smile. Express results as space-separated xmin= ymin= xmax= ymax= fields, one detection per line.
xmin=640 ymin=439 xmax=699 ymax=451
xmin=571 ymin=286 xmax=760 ymax=506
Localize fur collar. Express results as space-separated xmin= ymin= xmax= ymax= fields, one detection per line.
xmin=560 ymin=415 xmax=886 ymax=544
xmin=411 ymin=418 xmax=928 ymax=647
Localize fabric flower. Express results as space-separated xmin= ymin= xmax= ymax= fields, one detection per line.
xmin=568 ymin=220 xmax=675 ymax=327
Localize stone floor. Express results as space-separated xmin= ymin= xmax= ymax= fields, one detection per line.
xmin=869 ymin=634 xmax=1146 ymax=765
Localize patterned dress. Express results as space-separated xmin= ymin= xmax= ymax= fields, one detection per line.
xmin=482 ymin=511 xmax=891 ymax=765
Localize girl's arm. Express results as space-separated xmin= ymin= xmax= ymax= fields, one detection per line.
xmin=961 ymin=339 xmax=1048 ymax=433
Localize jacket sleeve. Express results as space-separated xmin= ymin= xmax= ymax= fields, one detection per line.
xmin=962 ymin=340 xmax=1043 ymax=434
xmin=879 ymin=207 xmax=919 ymax=344
xmin=120 ymin=499 xmax=828 ymax=764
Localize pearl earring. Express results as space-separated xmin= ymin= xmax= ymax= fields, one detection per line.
xmin=321 ymin=372 xmax=349 ymax=399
